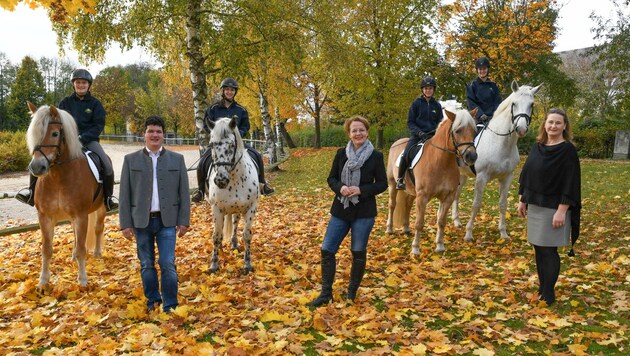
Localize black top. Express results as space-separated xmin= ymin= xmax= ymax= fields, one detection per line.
xmin=407 ymin=96 xmax=443 ymax=136
xmin=519 ymin=141 xmax=582 ymax=248
xmin=466 ymin=77 xmax=502 ymax=120
xmin=204 ymin=100 xmax=250 ymax=138
xmin=58 ymin=92 xmax=106 ymax=145
xmin=327 ymin=148 xmax=388 ymax=221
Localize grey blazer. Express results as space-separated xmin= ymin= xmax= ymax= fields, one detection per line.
xmin=119 ymin=148 xmax=190 ymax=229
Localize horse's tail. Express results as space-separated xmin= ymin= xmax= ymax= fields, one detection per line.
xmin=86 ymin=204 xmax=106 ymax=255
xmin=223 ymin=214 xmax=234 ymax=242
xmin=393 ymin=191 xmax=413 ymax=228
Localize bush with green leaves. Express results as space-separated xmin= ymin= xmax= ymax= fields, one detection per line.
xmin=0 ymin=131 xmax=30 ymax=174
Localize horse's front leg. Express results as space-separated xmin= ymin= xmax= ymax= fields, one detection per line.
xmin=436 ymin=195 xmax=456 ymax=253
xmin=93 ymin=205 xmax=107 ymax=257
xmin=465 ymin=175 xmax=489 ymax=242
xmin=386 ymin=184 xmax=397 ymax=234
xmin=231 ymin=214 xmax=241 ymax=250
xmin=72 ymin=215 xmax=89 ymax=287
xmin=497 ymin=173 xmax=514 ymax=239
xmin=37 ymin=215 xmax=55 ymax=289
xmin=411 ymin=194 xmax=429 ymax=255
xmin=451 ymin=174 xmax=467 ymax=228
xmin=209 ymin=211 xmax=224 ymax=273
xmin=241 ymin=206 xmax=257 ymax=274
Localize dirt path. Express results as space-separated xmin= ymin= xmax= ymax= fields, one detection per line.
xmin=0 ymin=143 xmax=202 ymax=228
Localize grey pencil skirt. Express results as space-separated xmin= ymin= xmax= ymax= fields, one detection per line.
xmin=527 ymin=204 xmax=571 ymax=247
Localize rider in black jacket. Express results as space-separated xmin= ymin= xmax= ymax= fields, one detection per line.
xmin=16 ymin=69 xmax=118 ymax=211
xmin=466 ymin=56 xmax=502 ymax=125
xmin=191 ymin=78 xmax=274 ymax=202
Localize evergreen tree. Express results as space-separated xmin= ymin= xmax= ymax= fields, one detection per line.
xmin=5 ymin=56 xmax=46 ymax=131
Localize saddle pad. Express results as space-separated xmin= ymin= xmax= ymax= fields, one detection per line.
xmin=474 ymin=125 xmax=486 ymax=146
xmin=395 ymin=143 xmax=425 ymax=169
xmin=84 ymin=151 xmax=102 ymax=183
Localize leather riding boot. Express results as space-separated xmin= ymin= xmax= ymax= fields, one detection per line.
xmin=104 ymin=173 xmax=119 ymax=211
xmin=249 ymin=148 xmax=275 ymax=196
xmin=15 ymin=174 xmax=38 ymax=206
xmin=193 ymin=152 xmax=210 ymax=202
xmin=396 ymin=158 xmax=407 ymax=190
xmin=308 ymin=250 xmax=336 ymax=307
xmin=347 ymin=250 xmax=367 ymax=301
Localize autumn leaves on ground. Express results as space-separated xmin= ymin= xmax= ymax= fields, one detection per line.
xmin=0 ymin=148 xmax=628 ymax=355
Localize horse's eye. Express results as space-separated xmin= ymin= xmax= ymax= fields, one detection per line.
xmin=52 ymin=131 xmax=59 ymax=138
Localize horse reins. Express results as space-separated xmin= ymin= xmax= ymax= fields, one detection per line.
xmin=210 ymin=136 xmax=243 ymax=173
xmin=32 ymin=121 xmax=65 ymax=167
xmin=427 ymin=121 xmax=475 ymax=165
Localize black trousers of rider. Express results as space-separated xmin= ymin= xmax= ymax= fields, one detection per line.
xmin=533 ymin=245 xmax=560 ymax=305
xmin=196 ymin=143 xmax=266 ymax=194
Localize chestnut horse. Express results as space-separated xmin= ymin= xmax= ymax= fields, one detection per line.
xmin=25 ymin=103 xmax=106 ymax=288
xmin=386 ymin=109 xmax=477 ymax=253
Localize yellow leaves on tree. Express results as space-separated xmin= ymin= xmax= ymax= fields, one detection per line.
xmin=0 ymin=0 xmax=97 ymax=23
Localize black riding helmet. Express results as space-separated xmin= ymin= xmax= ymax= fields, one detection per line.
xmin=421 ymin=77 xmax=437 ymax=89
xmin=475 ymin=56 xmax=490 ymax=69
xmin=220 ymin=78 xmax=239 ymax=95
xmin=71 ymin=69 xmax=93 ymax=85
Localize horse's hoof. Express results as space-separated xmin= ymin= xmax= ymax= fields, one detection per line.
xmin=385 ymin=228 xmax=393 ymax=234
xmin=404 ymin=230 xmax=412 ymax=236
xmin=435 ymin=246 xmax=445 ymax=253
xmin=453 ymin=221 xmax=462 ymax=228
xmin=242 ymin=267 xmax=254 ymax=275
xmin=209 ymin=266 xmax=219 ymax=273
xmin=411 ymin=248 xmax=420 ymax=255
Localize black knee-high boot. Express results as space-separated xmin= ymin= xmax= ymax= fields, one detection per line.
xmin=103 ymin=173 xmax=118 ymax=211
xmin=308 ymin=250 xmax=336 ymax=307
xmin=16 ymin=174 xmax=38 ymax=206
xmin=192 ymin=152 xmax=211 ymax=202
xmin=534 ymin=246 xmax=545 ymax=296
xmin=247 ymin=149 xmax=274 ymax=195
xmin=347 ymin=250 xmax=367 ymax=301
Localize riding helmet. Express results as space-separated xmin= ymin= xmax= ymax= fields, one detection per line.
xmin=220 ymin=78 xmax=239 ymax=91
xmin=71 ymin=69 xmax=93 ymax=85
xmin=475 ymin=56 xmax=490 ymax=69
xmin=421 ymin=77 xmax=437 ymax=89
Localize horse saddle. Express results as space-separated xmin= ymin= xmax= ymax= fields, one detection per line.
xmin=396 ymin=142 xmax=425 ymax=170
xmin=83 ymin=148 xmax=104 ymax=183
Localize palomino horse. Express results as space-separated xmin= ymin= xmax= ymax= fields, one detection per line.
xmin=206 ymin=117 xmax=259 ymax=273
xmin=451 ymin=80 xmax=542 ymax=241
xmin=386 ymin=109 xmax=478 ymax=253
xmin=25 ymin=103 xmax=106 ymax=289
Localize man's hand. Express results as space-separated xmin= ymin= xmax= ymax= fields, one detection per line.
xmin=122 ymin=228 xmax=134 ymax=240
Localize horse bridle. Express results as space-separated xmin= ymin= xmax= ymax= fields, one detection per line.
xmin=428 ymin=122 xmax=476 ymax=165
xmin=485 ymin=103 xmax=533 ymax=136
xmin=209 ymin=136 xmax=243 ymax=173
xmin=32 ymin=121 xmax=65 ymax=167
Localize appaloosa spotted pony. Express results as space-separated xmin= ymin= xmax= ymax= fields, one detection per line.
xmin=205 ymin=117 xmax=259 ymax=273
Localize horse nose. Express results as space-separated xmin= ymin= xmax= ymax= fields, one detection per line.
xmin=466 ymin=150 xmax=478 ymax=165
xmin=517 ymin=127 xmax=528 ymax=137
xmin=28 ymin=159 xmax=48 ymax=176
xmin=214 ymin=175 xmax=229 ymax=189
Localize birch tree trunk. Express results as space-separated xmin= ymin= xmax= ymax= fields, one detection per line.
xmin=186 ymin=0 xmax=209 ymax=153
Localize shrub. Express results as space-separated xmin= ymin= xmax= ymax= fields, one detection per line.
xmin=0 ymin=131 xmax=30 ymax=174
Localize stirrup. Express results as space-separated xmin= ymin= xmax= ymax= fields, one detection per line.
xmin=15 ymin=188 xmax=34 ymax=206
xmin=395 ymin=178 xmax=405 ymax=190
xmin=191 ymin=190 xmax=204 ymax=202
xmin=105 ymin=196 xmax=119 ymax=211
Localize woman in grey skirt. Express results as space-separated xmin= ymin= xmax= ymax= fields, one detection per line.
xmin=517 ymin=108 xmax=581 ymax=306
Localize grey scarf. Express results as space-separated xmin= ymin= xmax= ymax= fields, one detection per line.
xmin=339 ymin=139 xmax=374 ymax=209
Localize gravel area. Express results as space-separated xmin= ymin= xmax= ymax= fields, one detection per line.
xmin=0 ymin=143 xmax=202 ymax=227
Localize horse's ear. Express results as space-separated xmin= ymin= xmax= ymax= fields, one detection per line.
xmin=511 ymin=80 xmax=519 ymax=92
xmin=50 ymin=105 xmax=59 ymax=118
xmin=27 ymin=101 xmax=37 ymax=114
xmin=444 ymin=109 xmax=456 ymax=121
xmin=229 ymin=116 xmax=238 ymax=130
xmin=532 ymin=83 xmax=543 ymax=95
xmin=469 ymin=107 xmax=478 ymax=119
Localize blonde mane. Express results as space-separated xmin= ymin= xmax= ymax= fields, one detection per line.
xmin=26 ymin=105 xmax=83 ymax=160
xmin=493 ymin=85 xmax=535 ymax=120
xmin=210 ymin=117 xmax=245 ymax=153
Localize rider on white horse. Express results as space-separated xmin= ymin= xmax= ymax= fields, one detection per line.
xmin=395 ymin=77 xmax=443 ymax=190
xmin=466 ymin=56 xmax=502 ymax=126
xmin=192 ymin=78 xmax=274 ymax=202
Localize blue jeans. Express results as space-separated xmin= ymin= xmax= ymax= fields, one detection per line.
xmin=321 ymin=216 xmax=375 ymax=254
xmin=134 ymin=217 xmax=178 ymax=311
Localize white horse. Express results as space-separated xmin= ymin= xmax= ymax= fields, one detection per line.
xmin=206 ymin=117 xmax=259 ymax=273
xmin=452 ymin=80 xmax=542 ymax=241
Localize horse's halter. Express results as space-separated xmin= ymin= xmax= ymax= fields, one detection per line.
xmin=210 ymin=136 xmax=243 ymax=173
xmin=486 ymin=102 xmax=533 ymax=136
xmin=32 ymin=120 xmax=65 ymax=168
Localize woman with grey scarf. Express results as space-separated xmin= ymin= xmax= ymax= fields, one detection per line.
xmin=308 ymin=116 xmax=388 ymax=307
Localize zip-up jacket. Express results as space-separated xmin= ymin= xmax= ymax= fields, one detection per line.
xmin=58 ymin=92 xmax=106 ymax=144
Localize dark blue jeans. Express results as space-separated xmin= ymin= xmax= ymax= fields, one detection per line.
xmin=134 ymin=217 xmax=178 ymax=312
xmin=321 ymin=215 xmax=375 ymax=253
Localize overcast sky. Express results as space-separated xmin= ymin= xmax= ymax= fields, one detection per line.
xmin=0 ymin=0 xmax=619 ymax=75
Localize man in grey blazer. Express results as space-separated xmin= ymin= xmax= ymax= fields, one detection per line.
xmin=119 ymin=116 xmax=190 ymax=313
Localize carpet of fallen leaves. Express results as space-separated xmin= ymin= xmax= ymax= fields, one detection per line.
xmin=0 ymin=149 xmax=628 ymax=355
